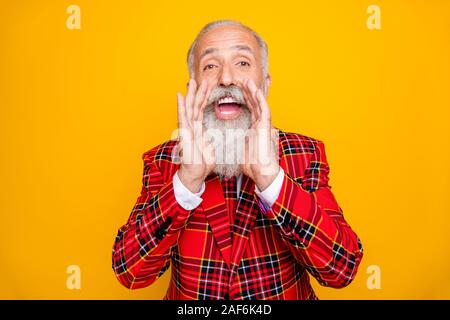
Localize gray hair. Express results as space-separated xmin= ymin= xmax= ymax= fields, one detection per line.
xmin=187 ymin=20 xmax=269 ymax=78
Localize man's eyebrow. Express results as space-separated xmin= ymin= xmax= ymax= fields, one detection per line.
xmin=199 ymin=45 xmax=255 ymax=61
xmin=199 ymin=48 xmax=218 ymax=61
xmin=231 ymin=44 xmax=255 ymax=56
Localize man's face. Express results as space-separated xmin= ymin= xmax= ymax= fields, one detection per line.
xmin=194 ymin=25 xmax=269 ymax=121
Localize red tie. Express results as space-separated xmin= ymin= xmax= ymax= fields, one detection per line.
xmin=221 ymin=176 xmax=237 ymax=238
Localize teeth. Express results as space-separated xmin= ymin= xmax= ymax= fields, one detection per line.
xmin=218 ymin=97 xmax=237 ymax=105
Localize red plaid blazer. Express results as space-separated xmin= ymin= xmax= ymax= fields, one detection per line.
xmin=112 ymin=130 xmax=363 ymax=299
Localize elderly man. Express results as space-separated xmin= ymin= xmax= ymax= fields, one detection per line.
xmin=112 ymin=20 xmax=363 ymax=300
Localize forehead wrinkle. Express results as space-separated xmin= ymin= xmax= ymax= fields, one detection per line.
xmin=196 ymin=27 xmax=260 ymax=61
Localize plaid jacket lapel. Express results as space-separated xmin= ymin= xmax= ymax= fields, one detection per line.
xmin=230 ymin=174 xmax=259 ymax=272
xmin=200 ymin=174 xmax=232 ymax=268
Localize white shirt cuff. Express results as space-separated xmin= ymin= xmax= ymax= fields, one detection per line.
xmin=254 ymin=167 xmax=285 ymax=210
xmin=172 ymin=171 xmax=205 ymax=210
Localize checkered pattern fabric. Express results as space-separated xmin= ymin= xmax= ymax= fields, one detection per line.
xmin=112 ymin=130 xmax=364 ymax=299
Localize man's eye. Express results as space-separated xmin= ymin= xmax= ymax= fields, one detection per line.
xmin=237 ymin=61 xmax=250 ymax=67
xmin=203 ymin=64 xmax=216 ymax=71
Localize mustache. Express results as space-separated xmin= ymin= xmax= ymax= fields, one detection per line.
xmin=207 ymin=85 xmax=246 ymax=106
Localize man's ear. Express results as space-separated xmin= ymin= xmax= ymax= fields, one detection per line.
xmin=264 ymin=74 xmax=272 ymax=97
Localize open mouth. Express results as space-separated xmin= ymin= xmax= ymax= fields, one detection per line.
xmin=214 ymin=96 xmax=243 ymax=120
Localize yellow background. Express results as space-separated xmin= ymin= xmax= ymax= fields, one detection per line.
xmin=1 ymin=0 xmax=449 ymax=299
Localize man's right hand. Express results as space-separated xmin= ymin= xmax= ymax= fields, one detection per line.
xmin=176 ymin=79 xmax=215 ymax=193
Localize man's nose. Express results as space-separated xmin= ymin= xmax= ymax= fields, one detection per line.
xmin=218 ymin=65 xmax=235 ymax=86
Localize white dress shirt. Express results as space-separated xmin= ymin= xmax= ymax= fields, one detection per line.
xmin=172 ymin=168 xmax=285 ymax=211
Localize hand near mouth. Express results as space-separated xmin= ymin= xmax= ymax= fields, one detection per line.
xmin=176 ymin=79 xmax=215 ymax=193
xmin=240 ymin=78 xmax=280 ymax=191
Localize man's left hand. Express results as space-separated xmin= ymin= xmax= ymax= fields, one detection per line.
xmin=240 ymin=78 xmax=280 ymax=191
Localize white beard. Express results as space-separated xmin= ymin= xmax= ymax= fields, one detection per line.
xmin=202 ymin=106 xmax=252 ymax=179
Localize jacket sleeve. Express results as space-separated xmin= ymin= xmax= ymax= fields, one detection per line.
xmin=259 ymin=140 xmax=363 ymax=288
xmin=112 ymin=150 xmax=191 ymax=289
